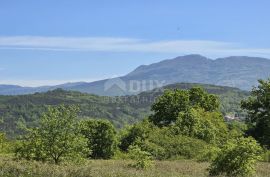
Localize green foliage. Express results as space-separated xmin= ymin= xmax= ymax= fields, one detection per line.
xmin=15 ymin=105 xmax=89 ymax=164
xmin=118 ymin=119 xmax=154 ymax=151
xmin=227 ymin=120 xmax=248 ymax=138
xmin=118 ymin=88 xmax=230 ymax=161
xmin=0 ymin=83 xmax=248 ymax=138
xmin=0 ymin=89 xmax=149 ymax=137
xmin=0 ymin=132 xmax=8 ymax=153
xmin=15 ymin=128 xmax=47 ymax=161
xmin=79 ymin=119 xmax=117 ymax=159
xmin=149 ymin=87 xmax=220 ymax=126
xmin=149 ymin=89 xmax=190 ymax=126
xmin=242 ymin=79 xmax=270 ymax=148
xmin=128 ymin=145 xmax=153 ymax=169
xmin=189 ymin=87 xmax=220 ymax=111
xmin=209 ymin=137 xmax=263 ymax=177
xmin=162 ymin=83 xmax=249 ymax=118
xmin=173 ymin=108 xmax=228 ymax=145
xmin=0 ymin=132 xmax=4 ymax=151
xmin=261 ymin=150 xmax=270 ymax=162
xmin=134 ymin=127 xmax=219 ymax=161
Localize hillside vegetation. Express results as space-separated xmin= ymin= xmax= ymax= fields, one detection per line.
xmin=1 ymin=80 xmax=270 ymax=177
xmin=0 ymin=83 xmax=248 ymax=137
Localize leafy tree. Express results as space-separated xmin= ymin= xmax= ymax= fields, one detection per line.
xmin=189 ymin=87 xmax=219 ymax=111
xmin=209 ymin=137 xmax=262 ymax=177
xmin=16 ymin=105 xmax=89 ymax=164
xmin=149 ymin=87 xmax=219 ymax=126
xmin=241 ymin=79 xmax=270 ymax=148
xmin=79 ymin=119 xmax=117 ymax=159
xmin=149 ymin=89 xmax=190 ymax=126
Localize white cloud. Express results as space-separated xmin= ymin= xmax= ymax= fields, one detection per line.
xmin=0 ymin=36 xmax=270 ymax=58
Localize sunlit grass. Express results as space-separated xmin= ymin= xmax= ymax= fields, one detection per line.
xmin=0 ymin=156 xmax=269 ymax=177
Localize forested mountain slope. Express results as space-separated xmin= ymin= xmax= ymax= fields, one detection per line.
xmin=0 ymin=83 xmax=249 ymax=137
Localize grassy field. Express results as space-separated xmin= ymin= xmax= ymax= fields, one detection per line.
xmin=0 ymin=156 xmax=269 ymax=177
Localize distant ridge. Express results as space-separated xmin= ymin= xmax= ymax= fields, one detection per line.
xmin=1 ymin=54 xmax=270 ymax=95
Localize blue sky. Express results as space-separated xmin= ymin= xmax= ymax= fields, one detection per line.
xmin=1 ymin=0 xmax=270 ymax=86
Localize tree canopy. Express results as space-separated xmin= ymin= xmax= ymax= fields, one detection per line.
xmin=149 ymin=87 xmax=220 ymax=126
xmin=16 ymin=105 xmax=89 ymax=164
xmin=80 ymin=119 xmax=117 ymax=159
xmin=241 ymin=79 xmax=270 ymax=148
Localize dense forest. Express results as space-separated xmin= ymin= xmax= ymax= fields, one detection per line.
xmin=0 ymin=83 xmax=249 ymax=138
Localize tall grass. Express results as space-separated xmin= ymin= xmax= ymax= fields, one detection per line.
xmin=0 ymin=156 xmax=270 ymax=177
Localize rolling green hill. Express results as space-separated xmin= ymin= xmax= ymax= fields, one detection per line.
xmin=0 ymin=83 xmax=249 ymax=138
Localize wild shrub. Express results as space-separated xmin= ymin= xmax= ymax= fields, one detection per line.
xmin=135 ymin=127 xmax=219 ymax=161
xmin=128 ymin=145 xmax=153 ymax=169
xmin=118 ymin=119 xmax=155 ymax=151
xmin=173 ymin=108 xmax=228 ymax=145
xmin=209 ymin=137 xmax=262 ymax=176
xmin=261 ymin=150 xmax=270 ymax=162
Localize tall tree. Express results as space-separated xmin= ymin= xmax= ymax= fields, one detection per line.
xmin=241 ymin=79 xmax=270 ymax=148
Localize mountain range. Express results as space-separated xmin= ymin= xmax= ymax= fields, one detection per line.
xmin=1 ymin=54 xmax=270 ymax=96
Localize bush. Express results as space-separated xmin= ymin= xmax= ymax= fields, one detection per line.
xmin=128 ymin=145 xmax=153 ymax=169
xmin=135 ymin=127 xmax=219 ymax=161
xmin=0 ymin=133 xmax=15 ymax=154
xmin=80 ymin=119 xmax=117 ymax=159
xmin=261 ymin=150 xmax=270 ymax=162
xmin=0 ymin=133 xmax=10 ymax=154
xmin=209 ymin=137 xmax=263 ymax=176
xmin=227 ymin=120 xmax=247 ymax=138
xmin=118 ymin=120 xmax=154 ymax=151
xmin=173 ymin=108 xmax=228 ymax=145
